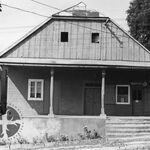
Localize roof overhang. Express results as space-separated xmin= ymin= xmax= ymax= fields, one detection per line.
xmin=0 ymin=58 xmax=150 ymax=69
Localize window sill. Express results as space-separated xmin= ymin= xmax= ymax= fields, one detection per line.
xmin=28 ymin=98 xmax=43 ymax=101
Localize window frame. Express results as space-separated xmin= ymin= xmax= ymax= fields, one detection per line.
xmin=61 ymin=32 xmax=68 ymax=42
xmin=28 ymin=79 xmax=44 ymax=101
xmin=116 ymin=85 xmax=130 ymax=105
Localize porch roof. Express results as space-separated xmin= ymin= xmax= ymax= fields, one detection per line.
xmin=1 ymin=58 xmax=150 ymax=69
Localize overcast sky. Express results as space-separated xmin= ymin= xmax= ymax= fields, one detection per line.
xmin=0 ymin=0 xmax=132 ymax=51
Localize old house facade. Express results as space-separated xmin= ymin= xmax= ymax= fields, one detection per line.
xmin=1 ymin=9 xmax=150 ymax=141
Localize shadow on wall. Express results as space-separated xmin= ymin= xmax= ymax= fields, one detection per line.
xmin=8 ymin=66 xmax=50 ymax=115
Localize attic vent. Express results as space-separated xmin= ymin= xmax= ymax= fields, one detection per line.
xmin=92 ymin=33 xmax=99 ymax=43
xmin=61 ymin=32 xmax=68 ymax=42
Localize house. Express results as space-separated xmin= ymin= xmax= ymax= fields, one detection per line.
xmin=1 ymin=7 xmax=150 ymax=142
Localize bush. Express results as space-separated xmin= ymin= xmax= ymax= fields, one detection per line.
xmin=17 ymin=137 xmax=29 ymax=144
xmin=45 ymin=127 xmax=102 ymax=144
xmin=46 ymin=134 xmax=57 ymax=143
xmin=78 ymin=126 xmax=102 ymax=140
xmin=59 ymin=135 xmax=69 ymax=142
xmin=0 ymin=140 xmax=6 ymax=145
xmin=33 ymin=137 xmax=44 ymax=144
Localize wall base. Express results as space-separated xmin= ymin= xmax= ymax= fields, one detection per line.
xmin=0 ymin=115 xmax=105 ymax=143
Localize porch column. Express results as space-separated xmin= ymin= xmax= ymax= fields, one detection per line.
xmin=49 ymin=68 xmax=54 ymax=117
xmin=100 ymin=70 xmax=106 ymax=118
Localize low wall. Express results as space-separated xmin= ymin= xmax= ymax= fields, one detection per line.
xmin=56 ymin=115 xmax=105 ymax=137
xmin=0 ymin=115 xmax=105 ymax=143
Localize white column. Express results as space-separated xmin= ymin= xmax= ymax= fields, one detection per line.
xmin=100 ymin=70 xmax=106 ymax=118
xmin=49 ymin=68 xmax=54 ymax=117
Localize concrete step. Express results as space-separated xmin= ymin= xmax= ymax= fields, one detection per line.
xmin=124 ymin=140 xmax=150 ymax=145
xmin=107 ymin=116 xmax=150 ymax=120
xmin=107 ymin=123 xmax=150 ymax=127
xmin=107 ymin=128 xmax=150 ymax=132
xmin=107 ymin=133 xmax=150 ymax=138
xmin=108 ymin=135 xmax=150 ymax=142
xmin=107 ymin=121 xmax=150 ymax=124
xmin=106 ymin=117 xmax=150 ymax=143
xmin=106 ymin=118 xmax=150 ymax=124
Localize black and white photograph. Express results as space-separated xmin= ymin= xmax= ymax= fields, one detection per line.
xmin=0 ymin=0 xmax=150 ymax=149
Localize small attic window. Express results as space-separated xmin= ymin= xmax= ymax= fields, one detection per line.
xmin=92 ymin=33 xmax=99 ymax=43
xmin=61 ymin=32 xmax=68 ymax=42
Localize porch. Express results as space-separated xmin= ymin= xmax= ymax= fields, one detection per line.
xmin=7 ymin=66 xmax=150 ymax=117
xmin=4 ymin=65 xmax=150 ymax=141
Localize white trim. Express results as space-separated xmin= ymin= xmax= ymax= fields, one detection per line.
xmin=28 ymin=79 xmax=44 ymax=101
xmin=116 ymin=85 xmax=130 ymax=105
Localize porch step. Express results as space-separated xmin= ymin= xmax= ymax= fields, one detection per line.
xmin=108 ymin=135 xmax=150 ymax=143
xmin=106 ymin=116 xmax=150 ymax=144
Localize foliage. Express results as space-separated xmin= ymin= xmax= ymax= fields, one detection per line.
xmin=46 ymin=127 xmax=101 ymax=144
xmin=78 ymin=126 xmax=101 ymax=140
xmin=46 ymin=134 xmax=69 ymax=142
xmin=33 ymin=136 xmax=45 ymax=145
xmin=46 ymin=134 xmax=57 ymax=142
xmin=17 ymin=136 xmax=29 ymax=144
xmin=0 ymin=139 xmax=6 ymax=145
xmin=59 ymin=135 xmax=69 ymax=142
xmin=126 ymin=0 xmax=150 ymax=50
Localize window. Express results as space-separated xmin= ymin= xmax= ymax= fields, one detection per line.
xmin=28 ymin=79 xmax=44 ymax=101
xmin=92 ymin=33 xmax=99 ymax=43
xmin=116 ymin=85 xmax=130 ymax=104
xmin=61 ymin=32 xmax=68 ymax=42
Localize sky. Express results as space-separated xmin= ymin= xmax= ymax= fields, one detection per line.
xmin=0 ymin=0 xmax=132 ymax=51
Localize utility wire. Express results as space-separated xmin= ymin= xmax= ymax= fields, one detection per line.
xmin=30 ymin=0 xmax=85 ymax=16
xmin=30 ymin=0 xmax=61 ymax=11
xmin=30 ymin=0 xmax=106 ymax=17
xmin=1 ymin=3 xmax=128 ymax=38
xmin=53 ymin=2 xmax=86 ymax=16
xmin=29 ymin=1 xmax=127 ymax=37
xmin=2 ymin=3 xmax=51 ymax=18
xmin=0 ymin=26 xmax=35 ymax=30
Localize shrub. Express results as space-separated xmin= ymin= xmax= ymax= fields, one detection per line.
xmin=59 ymin=135 xmax=69 ymax=142
xmin=78 ymin=126 xmax=102 ymax=140
xmin=33 ymin=137 xmax=44 ymax=144
xmin=17 ymin=137 xmax=29 ymax=144
xmin=0 ymin=140 xmax=6 ymax=145
xmin=46 ymin=134 xmax=57 ymax=143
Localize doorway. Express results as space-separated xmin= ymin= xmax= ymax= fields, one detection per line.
xmin=132 ymin=86 xmax=143 ymax=115
xmin=84 ymin=83 xmax=101 ymax=115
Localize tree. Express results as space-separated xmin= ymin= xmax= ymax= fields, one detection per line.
xmin=126 ymin=0 xmax=150 ymax=50
xmin=0 ymin=4 xmax=2 ymax=12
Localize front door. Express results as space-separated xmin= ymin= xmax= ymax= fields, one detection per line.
xmin=132 ymin=86 xmax=143 ymax=115
xmin=84 ymin=87 xmax=101 ymax=115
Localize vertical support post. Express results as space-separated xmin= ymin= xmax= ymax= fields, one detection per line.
xmin=49 ymin=68 xmax=54 ymax=117
xmin=100 ymin=70 xmax=106 ymax=118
